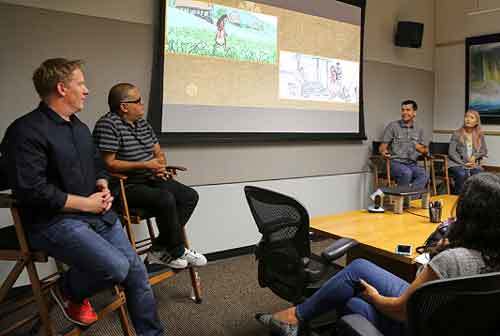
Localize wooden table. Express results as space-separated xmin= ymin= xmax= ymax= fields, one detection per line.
xmin=310 ymin=195 xmax=457 ymax=281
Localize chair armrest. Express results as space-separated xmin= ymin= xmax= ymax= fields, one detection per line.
xmin=166 ymin=165 xmax=187 ymax=172
xmin=337 ymin=314 xmax=384 ymax=336
xmin=110 ymin=172 xmax=128 ymax=180
xmin=0 ymin=193 xmax=15 ymax=208
xmin=166 ymin=165 xmax=187 ymax=176
xmin=369 ymin=155 xmax=388 ymax=162
xmin=109 ymin=167 xmax=187 ymax=180
xmin=431 ymin=154 xmax=448 ymax=160
xmin=321 ymin=238 xmax=358 ymax=262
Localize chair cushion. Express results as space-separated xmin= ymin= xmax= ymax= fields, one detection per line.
xmin=0 ymin=225 xmax=20 ymax=249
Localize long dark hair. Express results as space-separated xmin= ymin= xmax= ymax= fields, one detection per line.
xmin=438 ymin=173 xmax=500 ymax=272
xmin=216 ymin=14 xmax=228 ymax=29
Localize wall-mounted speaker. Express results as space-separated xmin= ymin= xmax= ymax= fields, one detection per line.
xmin=394 ymin=21 xmax=424 ymax=48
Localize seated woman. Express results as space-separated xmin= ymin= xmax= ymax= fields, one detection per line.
xmin=256 ymin=172 xmax=500 ymax=336
xmin=448 ymin=109 xmax=487 ymax=194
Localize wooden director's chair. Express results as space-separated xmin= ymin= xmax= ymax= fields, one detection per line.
xmin=428 ymin=142 xmax=451 ymax=195
xmin=369 ymin=141 xmax=393 ymax=188
xmin=370 ymin=141 xmax=430 ymax=190
xmin=112 ymin=166 xmax=202 ymax=303
xmin=0 ymin=193 xmax=132 ymax=336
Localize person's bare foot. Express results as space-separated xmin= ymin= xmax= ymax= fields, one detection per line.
xmin=273 ymin=307 xmax=299 ymax=325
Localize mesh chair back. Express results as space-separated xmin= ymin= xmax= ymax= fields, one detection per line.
xmin=429 ymin=142 xmax=449 ymax=156
xmin=407 ymin=271 xmax=500 ymax=336
xmin=244 ymin=186 xmax=311 ymax=303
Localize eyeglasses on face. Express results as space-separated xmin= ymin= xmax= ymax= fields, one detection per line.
xmin=120 ymin=97 xmax=142 ymax=105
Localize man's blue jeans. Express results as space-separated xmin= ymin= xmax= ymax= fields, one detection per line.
xmin=29 ymin=218 xmax=164 ymax=336
xmin=449 ymin=166 xmax=483 ymax=194
xmin=296 ymin=259 xmax=409 ymax=336
xmin=390 ymin=160 xmax=428 ymax=189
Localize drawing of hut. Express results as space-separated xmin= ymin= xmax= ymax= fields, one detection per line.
xmin=175 ymin=0 xmax=214 ymax=23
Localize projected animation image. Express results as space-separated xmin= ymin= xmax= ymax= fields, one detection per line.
xmin=279 ymin=51 xmax=359 ymax=104
xmin=166 ymin=0 xmax=277 ymax=64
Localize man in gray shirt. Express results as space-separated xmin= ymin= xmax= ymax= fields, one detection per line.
xmin=379 ymin=100 xmax=429 ymax=189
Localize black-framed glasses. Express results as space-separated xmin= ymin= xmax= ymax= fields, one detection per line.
xmin=120 ymin=97 xmax=142 ymax=105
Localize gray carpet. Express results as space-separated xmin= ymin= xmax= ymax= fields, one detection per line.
xmin=5 ymin=238 xmax=336 ymax=336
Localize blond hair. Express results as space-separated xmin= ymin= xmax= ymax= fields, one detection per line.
xmin=458 ymin=109 xmax=483 ymax=150
xmin=32 ymin=58 xmax=84 ymax=99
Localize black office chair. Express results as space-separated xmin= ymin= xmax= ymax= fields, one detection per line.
xmin=428 ymin=142 xmax=451 ymax=195
xmin=336 ymin=271 xmax=500 ymax=336
xmin=244 ymin=185 xmax=358 ymax=304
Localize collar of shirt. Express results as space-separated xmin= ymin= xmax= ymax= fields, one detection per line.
xmin=398 ymin=119 xmax=415 ymax=129
xmin=112 ymin=111 xmax=143 ymax=130
xmin=39 ymin=101 xmax=77 ymax=126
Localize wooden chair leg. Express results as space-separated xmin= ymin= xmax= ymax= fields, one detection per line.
xmin=114 ymin=286 xmax=133 ymax=336
xmin=25 ymin=260 xmax=55 ymax=336
xmin=146 ymin=218 xmax=156 ymax=241
xmin=181 ymin=227 xmax=202 ymax=303
xmin=431 ymin=161 xmax=437 ymax=195
xmin=444 ymin=161 xmax=451 ymax=194
xmin=0 ymin=258 xmax=26 ymax=302
xmin=385 ymin=159 xmax=392 ymax=187
xmin=373 ymin=166 xmax=379 ymax=189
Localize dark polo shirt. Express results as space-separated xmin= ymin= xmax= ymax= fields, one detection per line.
xmin=1 ymin=102 xmax=117 ymax=233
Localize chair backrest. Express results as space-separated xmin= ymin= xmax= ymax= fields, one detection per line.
xmin=407 ymin=271 xmax=500 ymax=336
xmin=429 ymin=142 xmax=449 ymax=156
xmin=372 ymin=141 xmax=382 ymax=156
xmin=244 ymin=186 xmax=311 ymax=303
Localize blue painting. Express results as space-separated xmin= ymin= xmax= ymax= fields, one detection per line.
xmin=468 ymin=40 xmax=500 ymax=119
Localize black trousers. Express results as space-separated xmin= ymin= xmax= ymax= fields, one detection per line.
xmin=125 ymin=178 xmax=199 ymax=258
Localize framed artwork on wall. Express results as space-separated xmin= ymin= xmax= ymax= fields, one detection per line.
xmin=466 ymin=33 xmax=500 ymax=124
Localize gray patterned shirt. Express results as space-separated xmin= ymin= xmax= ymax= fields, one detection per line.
xmin=428 ymin=247 xmax=486 ymax=279
xmin=382 ymin=120 xmax=425 ymax=163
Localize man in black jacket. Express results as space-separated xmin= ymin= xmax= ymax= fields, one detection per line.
xmin=1 ymin=59 xmax=163 ymax=335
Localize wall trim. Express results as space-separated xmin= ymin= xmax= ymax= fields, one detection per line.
xmin=435 ymin=40 xmax=464 ymax=48
xmin=434 ymin=129 xmax=500 ymax=136
xmin=190 ymin=170 xmax=370 ymax=188
xmin=205 ymin=245 xmax=255 ymax=262
xmin=364 ymin=58 xmax=434 ymax=73
xmin=483 ymin=165 xmax=500 ymax=173
xmin=466 ymin=7 xmax=500 ymax=16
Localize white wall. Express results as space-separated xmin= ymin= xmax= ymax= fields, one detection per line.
xmin=0 ymin=172 xmax=370 ymax=285
xmin=0 ymin=0 xmax=154 ymax=24
xmin=364 ymin=0 xmax=434 ymax=71
xmin=434 ymin=0 xmax=500 ymax=164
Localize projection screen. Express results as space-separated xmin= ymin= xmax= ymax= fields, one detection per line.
xmin=151 ymin=0 xmax=366 ymax=143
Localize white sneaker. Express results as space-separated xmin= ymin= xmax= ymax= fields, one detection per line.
xmin=147 ymin=250 xmax=188 ymax=269
xmin=180 ymin=248 xmax=207 ymax=267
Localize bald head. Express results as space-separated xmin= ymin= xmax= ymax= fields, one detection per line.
xmin=108 ymin=83 xmax=136 ymax=113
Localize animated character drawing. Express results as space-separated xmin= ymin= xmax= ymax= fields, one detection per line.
xmin=213 ymin=14 xmax=228 ymax=54
xmin=329 ymin=62 xmax=349 ymax=100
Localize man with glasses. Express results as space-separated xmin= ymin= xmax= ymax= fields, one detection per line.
xmin=93 ymin=83 xmax=206 ymax=269
xmin=2 ymin=60 xmax=164 ymax=335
